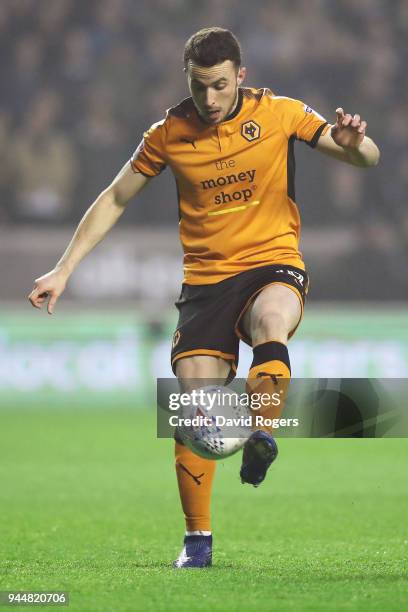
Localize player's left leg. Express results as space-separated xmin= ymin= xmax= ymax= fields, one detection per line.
xmin=244 ymin=283 xmax=301 ymax=347
xmin=240 ymin=284 xmax=302 ymax=486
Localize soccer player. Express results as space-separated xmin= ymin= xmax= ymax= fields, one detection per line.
xmin=28 ymin=28 xmax=380 ymax=569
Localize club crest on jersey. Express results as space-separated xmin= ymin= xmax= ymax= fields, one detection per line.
xmin=241 ymin=120 xmax=261 ymax=142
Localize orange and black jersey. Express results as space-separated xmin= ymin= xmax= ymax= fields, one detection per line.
xmin=131 ymin=87 xmax=330 ymax=284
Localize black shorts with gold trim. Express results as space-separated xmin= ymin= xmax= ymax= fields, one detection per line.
xmin=171 ymin=263 xmax=309 ymax=377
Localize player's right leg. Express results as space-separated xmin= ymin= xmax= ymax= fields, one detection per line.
xmin=173 ymin=355 xmax=230 ymax=569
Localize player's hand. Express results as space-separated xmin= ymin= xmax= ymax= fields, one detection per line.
xmin=331 ymin=108 xmax=367 ymax=149
xmin=28 ymin=268 xmax=69 ymax=315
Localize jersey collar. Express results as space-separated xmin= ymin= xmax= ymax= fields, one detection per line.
xmin=224 ymin=88 xmax=244 ymax=122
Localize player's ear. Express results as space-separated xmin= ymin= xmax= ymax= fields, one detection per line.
xmin=237 ymin=66 xmax=246 ymax=85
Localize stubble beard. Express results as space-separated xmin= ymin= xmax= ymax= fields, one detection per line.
xmin=197 ymin=86 xmax=239 ymax=125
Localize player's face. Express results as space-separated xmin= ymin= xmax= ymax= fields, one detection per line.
xmin=186 ymin=60 xmax=246 ymax=125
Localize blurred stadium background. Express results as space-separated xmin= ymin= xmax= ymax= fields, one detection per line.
xmin=1 ymin=0 xmax=407 ymax=409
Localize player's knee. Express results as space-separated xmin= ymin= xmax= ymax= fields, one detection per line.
xmin=251 ymin=310 xmax=288 ymax=344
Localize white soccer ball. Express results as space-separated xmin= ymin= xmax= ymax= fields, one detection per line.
xmin=178 ymin=385 xmax=251 ymax=460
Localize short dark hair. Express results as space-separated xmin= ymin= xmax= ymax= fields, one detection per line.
xmin=183 ymin=27 xmax=241 ymax=69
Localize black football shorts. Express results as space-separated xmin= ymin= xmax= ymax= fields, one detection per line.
xmin=171 ymin=263 xmax=309 ymax=378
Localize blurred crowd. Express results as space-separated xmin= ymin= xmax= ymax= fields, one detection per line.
xmin=1 ymin=0 xmax=407 ymax=295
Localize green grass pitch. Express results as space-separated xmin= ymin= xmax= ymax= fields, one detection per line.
xmin=1 ymin=410 xmax=407 ymax=611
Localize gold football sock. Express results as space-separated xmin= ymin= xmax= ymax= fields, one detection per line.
xmin=175 ymin=441 xmax=216 ymax=532
xmin=246 ymin=341 xmax=291 ymax=432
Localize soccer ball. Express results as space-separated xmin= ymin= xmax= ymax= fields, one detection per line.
xmin=178 ymin=385 xmax=251 ymax=460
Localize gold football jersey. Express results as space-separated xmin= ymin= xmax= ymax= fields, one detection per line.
xmin=131 ymin=87 xmax=330 ymax=284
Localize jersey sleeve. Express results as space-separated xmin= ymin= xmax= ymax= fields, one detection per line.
xmin=130 ymin=119 xmax=167 ymax=176
xmin=274 ymin=97 xmax=330 ymax=148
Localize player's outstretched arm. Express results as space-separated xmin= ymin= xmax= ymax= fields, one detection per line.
xmin=28 ymin=163 xmax=150 ymax=314
xmin=316 ymin=108 xmax=380 ymax=167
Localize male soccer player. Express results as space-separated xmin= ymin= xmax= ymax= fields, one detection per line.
xmin=29 ymin=28 xmax=379 ymax=568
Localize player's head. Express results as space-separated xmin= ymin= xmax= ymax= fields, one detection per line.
xmin=183 ymin=27 xmax=246 ymax=125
